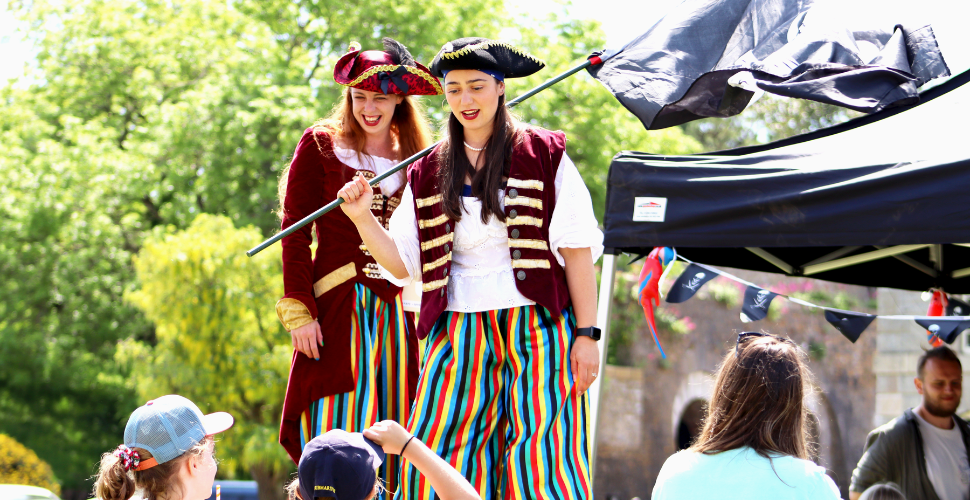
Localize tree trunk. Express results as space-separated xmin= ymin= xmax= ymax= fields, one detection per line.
xmin=250 ymin=463 xmax=288 ymax=500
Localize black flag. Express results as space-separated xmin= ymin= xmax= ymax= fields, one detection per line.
xmin=587 ymin=0 xmax=949 ymax=130
xmin=947 ymin=298 xmax=970 ymax=317
xmin=914 ymin=318 xmax=970 ymax=345
xmin=666 ymin=263 xmax=718 ymax=303
xmin=740 ymin=286 xmax=778 ymax=323
xmin=824 ymin=309 xmax=876 ymax=343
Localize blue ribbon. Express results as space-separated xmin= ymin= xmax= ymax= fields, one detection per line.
xmin=378 ymin=67 xmax=410 ymax=94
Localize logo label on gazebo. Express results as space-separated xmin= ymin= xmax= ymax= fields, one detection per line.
xmin=633 ymin=197 xmax=667 ymax=222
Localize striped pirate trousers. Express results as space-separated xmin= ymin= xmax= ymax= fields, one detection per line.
xmin=396 ymin=305 xmax=592 ymax=500
xmin=300 ymin=283 xmax=413 ymax=498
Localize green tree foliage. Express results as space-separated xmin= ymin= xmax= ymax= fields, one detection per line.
xmin=123 ymin=214 xmax=291 ymax=499
xmin=0 ymin=434 xmax=61 ymax=496
xmin=0 ymin=94 xmax=151 ymax=496
xmin=679 ymin=93 xmax=863 ymax=152
xmin=2 ymin=1 xmax=505 ymax=494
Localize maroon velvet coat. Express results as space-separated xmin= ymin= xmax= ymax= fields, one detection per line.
xmin=408 ymin=127 xmax=571 ymax=339
xmin=278 ymin=128 xmax=418 ymax=463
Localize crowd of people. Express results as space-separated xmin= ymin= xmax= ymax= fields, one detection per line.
xmin=87 ymin=35 xmax=968 ymax=500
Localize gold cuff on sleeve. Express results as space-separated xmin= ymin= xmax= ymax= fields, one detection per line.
xmin=276 ymin=298 xmax=316 ymax=332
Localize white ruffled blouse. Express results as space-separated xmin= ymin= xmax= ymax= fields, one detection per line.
xmin=378 ymin=153 xmax=604 ymax=313
xmin=333 ymin=145 xmax=406 ymax=196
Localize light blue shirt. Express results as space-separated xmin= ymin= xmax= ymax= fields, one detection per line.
xmin=652 ymin=447 xmax=842 ymax=500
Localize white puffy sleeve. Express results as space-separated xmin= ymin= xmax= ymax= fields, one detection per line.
xmin=377 ymin=184 xmax=421 ymax=286
xmin=548 ymin=152 xmax=604 ymax=266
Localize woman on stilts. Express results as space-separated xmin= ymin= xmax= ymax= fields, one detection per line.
xmin=275 ymin=37 xmax=441 ymax=496
xmin=338 ymin=38 xmax=603 ymax=500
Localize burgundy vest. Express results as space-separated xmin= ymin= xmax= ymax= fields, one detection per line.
xmin=407 ymin=127 xmax=571 ymax=339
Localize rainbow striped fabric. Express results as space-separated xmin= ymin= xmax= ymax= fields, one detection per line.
xmin=300 ymin=283 xmax=413 ymax=498
xmin=397 ymin=305 xmax=592 ymax=500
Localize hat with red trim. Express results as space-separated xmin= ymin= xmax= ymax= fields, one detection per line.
xmin=429 ymin=37 xmax=545 ymax=80
xmin=334 ymin=38 xmax=442 ymax=96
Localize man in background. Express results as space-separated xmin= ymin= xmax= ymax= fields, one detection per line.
xmin=850 ymin=346 xmax=970 ymax=500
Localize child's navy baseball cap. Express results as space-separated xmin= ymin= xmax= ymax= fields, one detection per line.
xmin=298 ymin=429 xmax=385 ymax=500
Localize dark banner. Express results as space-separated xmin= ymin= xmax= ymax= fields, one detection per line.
xmin=740 ymin=286 xmax=778 ymax=323
xmin=666 ymin=264 xmax=718 ymax=304
xmin=824 ymin=309 xmax=877 ymax=343
xmin=915 ymin=318 xmax=970 ymax=345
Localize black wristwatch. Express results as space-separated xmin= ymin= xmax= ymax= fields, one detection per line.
xmin=576 ymin=326 xmax=601 ymax=341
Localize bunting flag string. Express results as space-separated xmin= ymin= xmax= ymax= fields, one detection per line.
xmin=665 ymin=253 xmax=970 ymax=345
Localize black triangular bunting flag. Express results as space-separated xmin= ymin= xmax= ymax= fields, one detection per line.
xmin=666 ymin=263 xmax=717 ymax=304
xmin=914 ymin=318 xmax=970 ymax=345
xmin=740 ymin=286 xmax=778 ymax=323
xmin=947 ymin=298 xmax=970 ymax=317
xmin=824 ymin=309 xmax=876 ymax=343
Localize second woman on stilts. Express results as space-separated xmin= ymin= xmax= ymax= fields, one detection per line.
xmin=338 ymin=37 xmax=603 ymax=500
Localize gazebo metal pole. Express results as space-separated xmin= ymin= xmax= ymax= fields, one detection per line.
xmin=588 ymin=248 xmax=618 ymax=483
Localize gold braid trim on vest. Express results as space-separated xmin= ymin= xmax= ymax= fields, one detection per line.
xmin=422 ymin=252 xmax=452 ymax=272
xmin=420 ymin=233 xmax=454 ymax=251
xmin=415 ymin=194 xmax=443 ymax=208
xmin=418 ymin=213 xmax=450 ymax=229
xmin=422 ymin=277 xmax=449 ymax=292
xmin=506 ymin=179 xmax=544 ymax=190
xmin=505 ymin=196 xmax=542 ymax=209
xmin=506 ymin=216 xmax=543 ymax=227
xmin=511 ymin=259 xmax=551 ymax=269
xmin=508 ymin=239 xmax=549 ymax=250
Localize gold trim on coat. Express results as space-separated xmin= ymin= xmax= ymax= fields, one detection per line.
xmin=312 ymin=262 xmax=357 ymax=298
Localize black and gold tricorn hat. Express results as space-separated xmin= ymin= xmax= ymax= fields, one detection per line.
xmin=428 ymin=37 xmax=545 ymax=79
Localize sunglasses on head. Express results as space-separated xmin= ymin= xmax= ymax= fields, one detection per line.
xmin=735 ymin=331 xmax=796 ymax=357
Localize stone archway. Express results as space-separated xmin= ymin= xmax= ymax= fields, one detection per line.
xmin=676 ymin=399 xmax=706 ymax=449
xmin=671 ymin=371 xmax=715 ymax=447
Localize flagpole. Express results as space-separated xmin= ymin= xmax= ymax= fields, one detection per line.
xmin=247 ymin=53 xmax=614 ymax=258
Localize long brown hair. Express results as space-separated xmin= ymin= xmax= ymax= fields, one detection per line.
xmin=437 ymin=94 xmax=522 ymax=224
xmin=691 ymin=335 xmax=814 ymax=460
xmin=276 ymin=87 xmax=433 ymax=219
xmin=93 ymin=437 xmax=211 ymax=500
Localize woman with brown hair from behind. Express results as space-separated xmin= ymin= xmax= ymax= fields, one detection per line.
xmin=651 ymin=332 xmax=841 ymax=500
xmin=93 ymin=394 xmax=233 ymax=500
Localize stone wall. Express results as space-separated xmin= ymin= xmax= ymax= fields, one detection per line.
xmin=593 ymin=269 xmax=878 ymax=499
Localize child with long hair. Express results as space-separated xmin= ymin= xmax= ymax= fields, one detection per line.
xmin=651 ymin=332 xmax=841 ymax=500
xmin=93 ymin=395 xmax=233 ymax=500
xmin=274 ymin=38 xmax=439 ymax=496
xmin=337 ymin=38 xmax=603 ymax=500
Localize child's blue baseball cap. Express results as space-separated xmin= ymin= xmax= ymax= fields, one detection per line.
xmin=123 ymin=395 xmax=233 ymax=470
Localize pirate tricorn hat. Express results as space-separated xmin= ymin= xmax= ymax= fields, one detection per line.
xmin=334 ymin=38 xmax=442 ymax=96
xmin=428 ymin=37 xmax=545 ymax=79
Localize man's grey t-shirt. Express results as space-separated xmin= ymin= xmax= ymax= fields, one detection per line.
xmin=913 ymin=410 xmax=970 ymax=500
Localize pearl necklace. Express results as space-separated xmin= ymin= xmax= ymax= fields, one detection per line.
xmin=463 ymin=141 xmax=485 ymax=152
